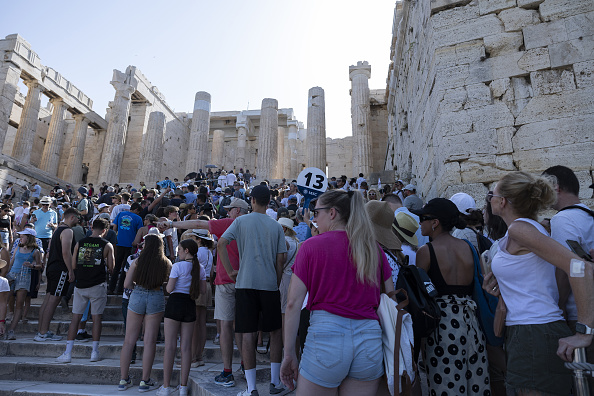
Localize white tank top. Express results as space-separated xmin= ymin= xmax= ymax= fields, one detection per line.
xmin=491 ymin=218 xmax=564 ymax=325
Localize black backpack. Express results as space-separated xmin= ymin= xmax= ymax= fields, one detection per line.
xmin=472 ymin=228 xmax=493 ymax=255
xmin=388 ymin=251 xmax=442 ymax=338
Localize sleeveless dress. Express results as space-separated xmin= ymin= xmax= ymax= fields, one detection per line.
xmin=423 ymin=243 xmax=491 ymax=396
xmin=8 ymin=247 xmax=37 ymax=292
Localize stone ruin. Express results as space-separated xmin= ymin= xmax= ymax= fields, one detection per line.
xmin=383 ymin=0 xmax=594 ymax=203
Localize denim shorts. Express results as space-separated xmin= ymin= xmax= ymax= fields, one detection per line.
xmin=127 ymin=286 xmax=165 ymax=315
xmin=299 ymin=310 xmax=384 ymax=388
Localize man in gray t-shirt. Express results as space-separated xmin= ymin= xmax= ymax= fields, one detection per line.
xmin=218 ymin=185 xmax=287 ymax=394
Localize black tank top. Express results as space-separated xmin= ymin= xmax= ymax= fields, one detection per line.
xmin=427 ymin=242 xmax=473 ymax=297
xmin=47 ymin=225 xmax=76 ymax=272
xmin=75 ymin=236 xmax=109 ymax=289
xmin=0 ymin=217 xmax=10 ymax=229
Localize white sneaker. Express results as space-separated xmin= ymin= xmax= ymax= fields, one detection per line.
xmin=90 ymin=350 xmax=101 ymax=362
xmin=178 ymin=385 xmax=188 ymax=396
xmin=56 ymin=352 xmax=71 ymax=363
xmin=33 ymin=332 xmax=47 ymax=342
xmin=155 ymin=386 xmax=175 ymax=396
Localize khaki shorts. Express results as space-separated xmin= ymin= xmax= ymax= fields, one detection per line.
xmin=73 ymin=283 xmax=107 ymax=316
xmin=195 ymin=282 xmax=213 ymax=307
xmin=214 ymin=283 xmax=236 ymax=321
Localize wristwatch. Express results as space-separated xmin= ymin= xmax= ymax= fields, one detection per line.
xmin=575 ymin=322 xmax=594 ymax=335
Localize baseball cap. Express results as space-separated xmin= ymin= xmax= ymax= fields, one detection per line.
xmin=132 ymin=192 xmax=143 ymax=199
xmin=224 ymin=198 xmax=249 ymax=211
xmin=78 ymin=186 xmax=88 ymax=195
xmin=404 ymin=184 xmax=416 ymax=191
xmin=215 ymin=187 xmax=222 ymax=193
xmin=449 ymin=193 xmax=476 ymax=214
xmin=288 ymin=195 xmax=297 ymax=201
xmin=417 ymin=198 xmax=459 ymax=225
xmin=17 ymin=228 xmax=37 ymax=237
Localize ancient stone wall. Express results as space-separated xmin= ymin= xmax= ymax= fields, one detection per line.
xmin=387 ymin=0 xmax=594 ymax=202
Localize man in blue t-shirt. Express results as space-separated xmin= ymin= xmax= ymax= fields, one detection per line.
xmin=33 ymin=196 xmax=58 ymax=264
xmin=108 ymin=203 xmax=143 ymax=294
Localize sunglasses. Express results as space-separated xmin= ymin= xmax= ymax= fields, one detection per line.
xmin=312 ymin=207 xmax=333 ymax=218
xmin=419 ymin=215 xmax=437 ymax=222
xmin=486 ymin=193 xmax=506 ymax=203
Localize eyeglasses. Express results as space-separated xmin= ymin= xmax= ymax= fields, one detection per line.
xmin=419 ymin=215 xmax=437 ymax=222
xmin=486 ymin=193 xmax=507 ymax=203
xmin=312 ymin=207 xmax=333 ymax=218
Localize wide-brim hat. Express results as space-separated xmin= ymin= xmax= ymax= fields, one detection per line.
xmin=191 ymin=229 xmax=214 ymax=241
xmin=393 ymin=212 xmax=419 ymax=246
xmin=39 ymin=196 xmax=52 ymax=205
xmin=277 ymin=217 xmax=294 ymax=230
xmin=365 ymin=200 xmax=402 ymax=250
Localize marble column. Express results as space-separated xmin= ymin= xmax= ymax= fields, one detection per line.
xmin=349 ymin=61 xmax=372 ymax=177
xmin=186 ymin=91 xmax=211 ymax=174
xmin=211 ymin=129 xmax=225 ymax=169
xmin=138 ymin=111 xmax=165 ymax=184
xmin=63 ymin=114 xmax=90 ymax=184
xmin=287 ymin=120 xmax=298 ymax=179
xmin=276 ymin=126 xmax=285 ymax=178
xmin=12 ymin=80 xmax=44 ymax=163
xmin=257 ymin=98 xmax=278 ymax=181
xmin=306 ymin=87 xmax=327 ymax=171
xmin=39 ymin=98 xmax=69 ymax=175
xmin=0 ymin=61 xmax=21 ymax=150
xmin=236 ymin=120 xmax=247 ymax=171
xmin=98 ymin=79 xmax=136 ymax=184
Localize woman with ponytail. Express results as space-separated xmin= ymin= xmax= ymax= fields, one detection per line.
xmin=483 ymin=171 xmax=594 ymax=395
xmin=280 ymin=190 xmax=394 ymax=395
xmin=416 ymin=198 xmax=491 ymax=395
xmin=158 ymin=239 xmax=206 ymax=396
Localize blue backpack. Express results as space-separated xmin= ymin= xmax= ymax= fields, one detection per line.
xmin=463 ymin=239 xmax=504 ymax=347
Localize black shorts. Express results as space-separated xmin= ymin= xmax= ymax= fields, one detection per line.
xmin=164 ymin=293 xmax=196 ymax=322
xmin=39 ymin=238 xmax=50 ymax=253
xmin=235 ymin=289 xmax=282 ymax=333
xmin=27 ymin=269 xmax=40 ymax=298
xmin=46 ymin=268 xmax=70 ymax=297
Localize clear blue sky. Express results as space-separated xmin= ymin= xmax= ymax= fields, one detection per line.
xmin=1 ymin=0 xmax=396 ymax=138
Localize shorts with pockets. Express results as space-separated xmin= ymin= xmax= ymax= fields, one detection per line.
xmin=73 ymin=282 xmax=107 ymax=315
xmin=299 ymin=310 xmax=384 ymax=388
xmin=235 ymin=288 xmax=282 ymax=333
xmin=214 ymin=283 xmax=236 ymax=321
xmin=127 ymin=286 xmax=165 ymax=315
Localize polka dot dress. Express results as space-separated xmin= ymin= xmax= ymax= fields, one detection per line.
xmin=423 ymin=295 xmax=491 ymax=396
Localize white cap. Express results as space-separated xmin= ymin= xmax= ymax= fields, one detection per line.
xmin=17 ymin=228 xmax=37 ymax=237
xmin=450 ymin=192 xmax=477 ymax=214
xmin=404 ymin=184 xmax=416 ymax=191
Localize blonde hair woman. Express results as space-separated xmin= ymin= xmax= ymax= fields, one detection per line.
xmin=280 ymin=190 xmax=394 ymax=395
xmin=484 ymin=171 xmax=594 ymax=395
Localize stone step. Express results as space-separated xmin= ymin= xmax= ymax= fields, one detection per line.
xmin=0 ymin=337 xmax=271 ymax=364
xmin=5 ymin=320 xmax=219 ymax=339
xmin=0 ymin=358 xmax=278 ymax=395
xmin=17 ymin=304 xmax=215 ymax=322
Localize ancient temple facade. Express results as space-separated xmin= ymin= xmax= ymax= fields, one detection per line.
xmin=0 ymin=34 xmax=392 ymax=191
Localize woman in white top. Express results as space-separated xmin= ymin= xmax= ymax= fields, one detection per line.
xmin=159 ymin=239 xmax=206 ymax=396
xmin=485 ymin=171 xmax=594 ymax=396
xmin=188 ymin=228 xmax=214 ymax=367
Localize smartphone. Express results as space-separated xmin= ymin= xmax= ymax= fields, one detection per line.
xmin=566 ymin=239 xmax=593 ymax=261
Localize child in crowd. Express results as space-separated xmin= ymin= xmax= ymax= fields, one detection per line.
xmin=157 ymin=239 xmax=206 ymax=396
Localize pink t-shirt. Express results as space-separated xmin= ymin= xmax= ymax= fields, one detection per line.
xmin=209 ymin=218 xmax=239 ymax=285
xmin=292 ymin=230 xmax=391 ymax=321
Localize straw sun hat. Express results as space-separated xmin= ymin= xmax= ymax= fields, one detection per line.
xmin=365 ymin=200 xmax=402 ymax=250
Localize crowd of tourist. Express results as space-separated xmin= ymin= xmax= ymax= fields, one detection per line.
xmin=0 ymin=165 xmax=592 ymax=396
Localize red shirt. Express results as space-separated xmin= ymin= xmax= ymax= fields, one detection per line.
xmin=209 ymin=218 xmax=239 ymax=285
xmin=292 ymin=230 xmax=391 ymax=321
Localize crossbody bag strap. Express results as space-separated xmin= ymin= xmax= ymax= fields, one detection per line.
xmin=558 ymin=205 xmax=594 ymax=219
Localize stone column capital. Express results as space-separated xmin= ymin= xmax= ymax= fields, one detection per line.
xmin=110 ymin=81 xmax=136 ymax=98
xmin=23 ymin=79 xmax=43 ymax=91
xmin=49 ymin=97 xmax=68 ymax=110
xmin=73 ymin=113 xmax=89 ymax=123
xmin=287 ymin=119 xmax=299 ymax=128
xmin=349 ymin=61 xmax=371 ymax=80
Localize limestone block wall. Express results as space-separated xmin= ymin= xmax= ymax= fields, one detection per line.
xmin=326 ymin=136 xmax=354 ymax=177
xmin=369 ymin=89 xmax=389 ymax=175
xmin=387 ymin=0 xmax=594 ymax=203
